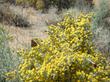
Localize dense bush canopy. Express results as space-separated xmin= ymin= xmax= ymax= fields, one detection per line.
xmin=7 ymin=13 xmax=110 ymax=82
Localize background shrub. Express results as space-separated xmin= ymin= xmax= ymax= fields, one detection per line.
xmin=92 ymin=0 xmax=110 ymax=57
xmin=0 ymin=25 xmax=20 ymax=82
xmin=16 ymin=0 xmax=94 ymax=12
xmin=16 ymin=0 xmax=45 ymax=10
xmin=0 ymin=0 xmax=16 ymax=4
xmin=0 ymin=4 xmax=30 ymax=27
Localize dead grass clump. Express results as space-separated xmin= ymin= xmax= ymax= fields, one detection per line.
xmin=0 ymin=4 xmax=30 ymax=27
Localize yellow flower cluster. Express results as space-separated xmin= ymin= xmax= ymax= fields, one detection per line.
xmin=7 ymin=13 xmax=110 ymax=82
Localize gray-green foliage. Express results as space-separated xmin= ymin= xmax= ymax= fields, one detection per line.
xmin=0 ymin=25 xmax=20 ymax=82
xmin=92 ymin=0 xmax=110 ymax=29
xmin=75 ymin=0 xmax=93 ymax=10
xmin=92 ymin=0 xmax=110 ymax=56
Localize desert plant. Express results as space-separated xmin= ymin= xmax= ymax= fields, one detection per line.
xmin=7 ymin=13 xmax=110 ymax=82
xmin=0 ymin=25 xmax=21 ymax=82
xmin=92 ymin=0 xmax=110 ymax=29
xmin=0 ymin=0 xmax=16 ymax=4
xmin=0 ymin=4 xmax=30 ymax=27
xmin=16 ymin=0 xmax=45 ymax=10
xmin=92 ymin=0 xmax=110 ymax=56
xmin=16 ymin=0 xmax=94 ymax=11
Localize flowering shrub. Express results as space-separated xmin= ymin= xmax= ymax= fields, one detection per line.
xmin=8 ymin=13 xmax=110 ymax=82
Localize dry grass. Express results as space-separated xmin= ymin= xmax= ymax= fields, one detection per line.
xmin=0 ymin=3 xmax=30 ymax=27
xmin=2 ymin=6 xmax=61 ymax=50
